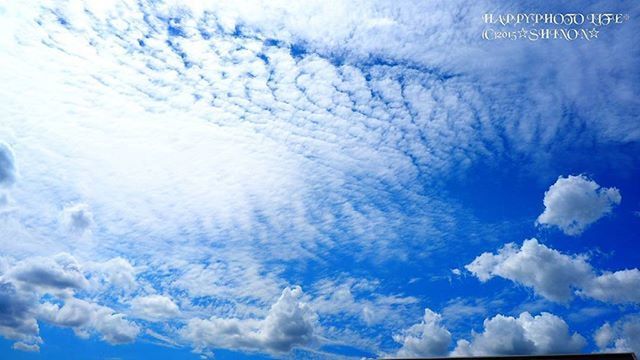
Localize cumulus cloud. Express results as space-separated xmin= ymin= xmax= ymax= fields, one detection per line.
xmin=39 ymin=298 xmax=139 ymax=344
xmin=60 ymin=203 xmax=94 ymax=233
xmin=452 ymin=312 xmax=585 ymax=356
xmin=130 ymin=295 xmax=180 ymax=322
xmin=466 ymin=239 xmax=640 ymax=304
xmin=6 ymin=253 xmax=88 ymax=294
xmin=537 ymin=175 xmax=621 ymax=236
xmin=0 ymin=281 xmax=41 ymax=348
xmin=182 ymin=286 xmax=318 ymax=355
xmin=583 ymin=269 xmax=640 ymax=304
xmin=0 ymin=254 xmax=140 ymax=350
xmin=259 ymin=286 xmax=319 ymax=352
xmin=394 ymin=309 xmax=451 ymax=357
xmin=595 ymin=315 xmax=640 ymax=355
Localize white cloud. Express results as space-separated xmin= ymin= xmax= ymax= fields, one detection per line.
xmin=182 ymin=286 xmax=318 ymax=355
xmin=0 ymin=281 xmax=41 ymax=347
xmin=309 ymin=277 xmax=418 ymax=327
xmin=466 ymin=239 xmax=591 ymax=302
xmin=6 ymin=253 xmax=89 ymax=295
xmin=441 ymin=297 xmax=487 ymax=326
xmin=394 ymin=309 xmax=451 ymax=358
xmin=582 ymin=269 xmax=640 ymax=304
xmin=60 ymin=203 xmax=94 ymax=233
xmin=172 ymin=252 xmax=284 ymax=304
xmin=0 ymin=253 xmax=139 ymax=349
xmin=12 ymin=341 xmax=39 ymax=352
xmin=259 ymin=286 xmax=319 ymax=352
xmin=452 ymin=312 xmax=585 ymax=356
xmin=39 ymin=298 xmax=139 ymax=344
xmin=466 ymin=239 xmax=640 ymax=304
xmin=537 ymin=175 xmax=621 ymax=236
xmin=130 ymin=294 xmax=180 ymax=322
xmin=595 ymin=315 xmax=640 ymax=355
xmin=86 ymin=257 xmax=138 ymax=294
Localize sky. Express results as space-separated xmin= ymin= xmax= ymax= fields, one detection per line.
xmin=0 ymin=0 xmax=639 ymax=359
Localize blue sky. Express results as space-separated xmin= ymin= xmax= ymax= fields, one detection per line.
xmin=0 ymin=0 xmax=639 ymax=359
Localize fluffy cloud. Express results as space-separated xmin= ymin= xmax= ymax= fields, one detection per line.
xmin=182 ymin=286 xmax=318 ymax=355
xmin=394 ymin=309 xmax=451 ymax=357
xmin=6 ymin=253 xmax=89 ymax=294
xmin=39 ymin=298 xmax=139 ymax=344
xmin=60 ymin=203 xmax=94 ymax=233
xmin=130 ymin=295 xmax=180 ymax=322
xmin=0 ymin=282 xmax=41 ymax=349
xmin=0 ymin=254 xmax=140 ymax=350
xmin=466 ymin=239 xmax=591 ymax=302
xmin=85 ymin=257 xmax=138 ymax=293
xmin=595 ymin=315 xmax=640 ymax=355
xmin=259 ymin=287 xmax=319 ymax=352
xmin=582 ymin=269 xmax=640 ymax=304
xmin=452 ymin=312 xmax=585 ymax=356
xmin=537 ymin=175 xmax=621 ymax=236
xmin=467 ymin=239 xmax=640 ymax=304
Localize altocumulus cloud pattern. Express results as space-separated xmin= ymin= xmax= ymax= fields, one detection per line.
xmin=0 ymin=1 xmax=639 ymax=359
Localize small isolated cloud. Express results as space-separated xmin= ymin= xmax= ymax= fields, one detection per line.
xmin=0 ymin=142 xmax=17 ymax=188
xmin=60 ymin=203 xmax=94 ymax=233
xmin=182 ymin=286 xmax=318 ymax=355
xmin=452 ymin=312 xmax=585 ymax=356
xmin=537 ymin=175 xmax=621 ymax=236
xmin=595 ymin=315 xmax=640 ymax=355
xmin=130 ymin=294 xmax=180 ymax=322
xmin=466 ymin=239 xmax=640 ymax=304
xmin=12 ymin=341 xmax=39 ymax=352
xmin=394 ymin=308 xmax=451 ymax=358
